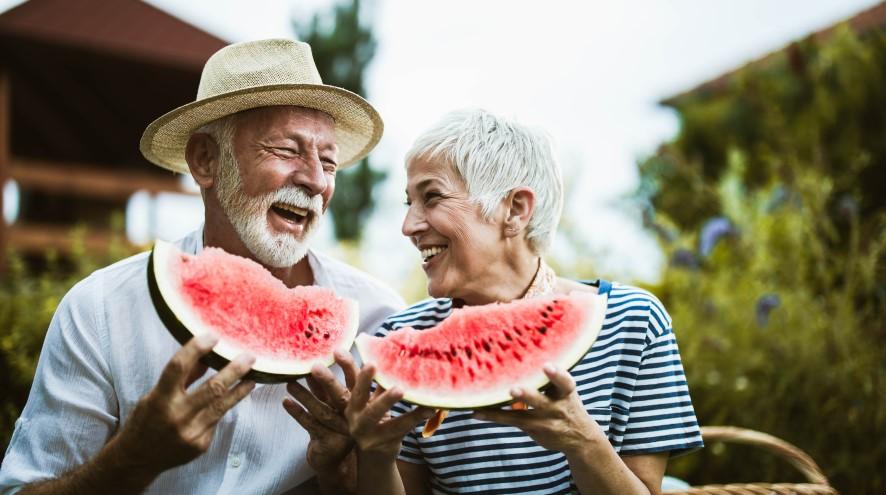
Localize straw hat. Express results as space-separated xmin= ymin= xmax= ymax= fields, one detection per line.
xmin=140 ymin=38 xmax=383 ymax=174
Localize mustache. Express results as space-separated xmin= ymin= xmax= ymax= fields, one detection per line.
xmin=270 ymin=186 xmax=323 ymax=216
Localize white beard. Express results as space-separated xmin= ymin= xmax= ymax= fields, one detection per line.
xmin=214 ymin=150 xmax=323 ymax=268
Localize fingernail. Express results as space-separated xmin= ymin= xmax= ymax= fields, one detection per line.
xmin=235 ymin=354 xmax=256 ymax=366
xmin=197 ymin=333 xmax=219 ymax=347
xmin=543 ymin=363 xmax=557 ymax=373
xmin=510 ymin=387 xmax=523 ymax=397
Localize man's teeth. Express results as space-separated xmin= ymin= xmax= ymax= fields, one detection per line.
xmin=421 ymin=246 xmax=447 ymax=260
xmin=274 ymin=203 xmax=308 ymax=217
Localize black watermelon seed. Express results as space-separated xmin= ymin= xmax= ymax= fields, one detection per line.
xmin=538 ymin=326 xmax=547 ymax=334
xmin=482 ymin=341 xmax=491 ymax=352
xmin=323 ymin=333 xmax=330 ymax=339
xmin=304 ymin=331 xmax=313 ymax=339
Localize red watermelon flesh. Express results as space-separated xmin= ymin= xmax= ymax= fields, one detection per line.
xmin=149 ymin=240 xmax=358 ymax=381
xmin=356 ymin=292 xmax=606 ymax=409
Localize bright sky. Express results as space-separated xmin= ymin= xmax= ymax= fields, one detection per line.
xmin=2 ymin=0 xmax=880 ymax=290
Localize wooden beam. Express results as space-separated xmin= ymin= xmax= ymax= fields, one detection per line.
xmin=9 ymin=158 xmax=197 ymax=200
xmin=7 ymin=223 xmax=138 ymax=254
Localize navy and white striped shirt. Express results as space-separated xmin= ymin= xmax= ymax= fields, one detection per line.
xmin=377 ymin=280 xmax=703 ymax=494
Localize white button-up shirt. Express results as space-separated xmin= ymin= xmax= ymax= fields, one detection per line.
xmin=0 ymin=229 xmax=405 ymax=494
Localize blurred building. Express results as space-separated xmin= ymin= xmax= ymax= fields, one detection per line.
xmin=0 ymin=0 xmax=226 ymax=265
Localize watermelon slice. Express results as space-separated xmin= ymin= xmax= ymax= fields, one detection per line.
xmin=147 ymin=239 xmax=359 ymax=383
xmin=356 ymin=292 xmax=607 ymax=409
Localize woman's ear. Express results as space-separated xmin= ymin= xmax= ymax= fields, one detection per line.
xmin=185 ymin=133 xmax=220 ymax=190
xmin=503 ymin=186 xmax=535 ymax=238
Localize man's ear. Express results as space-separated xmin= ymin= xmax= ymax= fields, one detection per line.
xmin=185 ymin=133 xmax=219 ymax=189
xmin=503 ymin=186 xmax=535 ymax=238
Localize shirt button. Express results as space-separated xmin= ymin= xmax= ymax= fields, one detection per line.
xmin=230 ymin=455 xmax=241 ymax=468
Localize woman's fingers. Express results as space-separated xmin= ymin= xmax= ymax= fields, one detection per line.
xmin=511 ymin=386 xmax=549 ymax=409
xmin=543 ymin=364 xmax=576 ymax=399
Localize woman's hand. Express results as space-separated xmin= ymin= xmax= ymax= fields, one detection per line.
xmin=473 ymin=364 xmax=607 ymax=455
xmin=345 ymin=365 xmax=435 ymax=460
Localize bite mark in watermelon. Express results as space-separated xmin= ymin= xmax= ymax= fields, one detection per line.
xmin=356 ymin=292 xmax=607 ymax=409
xmin=147 ymin=239 xmax=359 ymax=382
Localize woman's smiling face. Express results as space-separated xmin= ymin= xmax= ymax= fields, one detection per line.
xmin=402 ymin=156 xmax=506 ymax=303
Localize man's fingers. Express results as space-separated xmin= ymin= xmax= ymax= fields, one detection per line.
xmin=156 ymin=334 xmax=219 ymax=395
xmin=193 ymin=378 xmax=256 ymax=429
xmin=188 ymin=353 xmax=255 ymax=411
xmin=184 ymin=362 xmax=209 ymax=390
xmin=282 ymin=397 xmax=324 ymax=436
xmin=348 ymin=365 xmax=375 ymax=413
xmin=334 ymin=350 xmax=358 ymax=390
xmin=287 ymin=381 xmax=349 ymax=434
xmin=305 ymin=374 xmax=330 ymax=404
xmin=543 ymin=364 xmax=576 ymax=399
xmin=308 ymin=364 xmax=350 ymax=411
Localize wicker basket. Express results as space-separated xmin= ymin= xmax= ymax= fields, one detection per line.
xmin=664 ymin=426 xmax=839 ymax=495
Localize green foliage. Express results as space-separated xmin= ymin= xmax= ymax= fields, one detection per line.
xmin=0 ymin=222 xmax=134 ymax=449
xmin=637 ymin=25 xmax=886 ymax=493
xmin=296 ymin=0 xmax=386 ymax=241
xmin=641 ymin=26 xmax=886 ymax=232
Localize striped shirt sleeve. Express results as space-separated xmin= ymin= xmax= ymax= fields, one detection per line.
xmin=620 ymin=296 xmax=703 ymax=456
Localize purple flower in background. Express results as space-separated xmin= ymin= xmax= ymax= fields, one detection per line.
xmin=699 ymin=217 xmax=737 ymax=257
xmin=836 ymin=194 xmax=859 ymax=220
xmin=670 ymin=248 xmax=699 ymax=270
xmin=756 ymin=293 xmax=781 ymax=327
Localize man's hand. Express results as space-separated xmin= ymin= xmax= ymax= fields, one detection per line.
xmin=283 ymin=350 xmax=358 ymax=477
xmin=114 ymin=333 xmax=256 ymax=473
xmin=18 ymin=333 xmax=256 ymax=495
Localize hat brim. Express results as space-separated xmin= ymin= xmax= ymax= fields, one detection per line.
xmin=140 ymin=84 xmax=383 ymax=174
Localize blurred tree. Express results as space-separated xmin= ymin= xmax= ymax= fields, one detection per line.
xmin=295 ymin=0 xmax=386 ymax=241
xmin=639 ymin=27 xmax=886 ymax=236
xmin=0 ymin=218 xmax=135 ymax=451
xmin=636 ymin=25 xmax=885 ymax=493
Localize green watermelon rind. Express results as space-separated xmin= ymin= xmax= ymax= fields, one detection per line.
xmin=147 ymin=239 xmax=360 ymax=383
xmin=356 ymin=292 xmax=608 ymax=409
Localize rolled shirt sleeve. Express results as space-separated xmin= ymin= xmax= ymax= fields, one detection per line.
xmin=619 ymin=299 xmax=703 ymax=457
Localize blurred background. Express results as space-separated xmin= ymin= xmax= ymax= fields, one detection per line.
xmin=0 ymin=0 xmax=883 ymax=492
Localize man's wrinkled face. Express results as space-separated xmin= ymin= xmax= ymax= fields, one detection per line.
xmin=214 ymin=106 xmax=338 ymax=268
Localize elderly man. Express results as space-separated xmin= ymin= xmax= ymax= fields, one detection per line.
xmin=0 ymin=39 xmax=402 ymax=494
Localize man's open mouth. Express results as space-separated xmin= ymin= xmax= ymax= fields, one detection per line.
xmin=421 ymin=246 xmax=448 ymax=262
xmin=271 ymin=202 xmax=310 ymax=224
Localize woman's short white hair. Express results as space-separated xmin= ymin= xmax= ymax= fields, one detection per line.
xmin=405 ymin=109 xmax=564 ymax=253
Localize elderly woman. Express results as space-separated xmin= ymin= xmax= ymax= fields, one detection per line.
xmin=290 ymin=109 xmax=702 ymax=494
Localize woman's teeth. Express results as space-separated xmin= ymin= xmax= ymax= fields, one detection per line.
xmin=421 ymin=246 xmax=447 ymax=261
